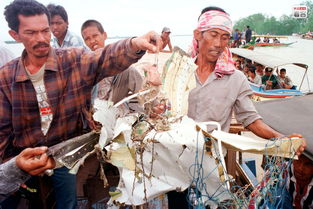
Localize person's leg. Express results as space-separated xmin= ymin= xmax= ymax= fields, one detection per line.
xmin=51 ymin=167 xmax=77 ymax=209
xmin=76 ymin=154 xmax=100 ymax=197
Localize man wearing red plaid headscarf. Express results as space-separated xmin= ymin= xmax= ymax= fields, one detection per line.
xmin=187 ymin=6 xmax=287 ymax=139
xmin=168 ymin=6 xmax=306 ymax=209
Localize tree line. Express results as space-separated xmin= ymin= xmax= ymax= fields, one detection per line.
xmin=234 ymin=1 xmax=313 ymax=35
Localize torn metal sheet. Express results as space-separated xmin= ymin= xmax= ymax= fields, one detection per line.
xmin=103 ymin=116 xmax=303 ymax=207
xmin=105 ymin=116 xmax=230 ymax=207
xmin=93 ymin=99 xmax=121 ymax=142
xmin=210 ymin=130 xmax=303 ymax=159
xmin=105 ymin=133 xmax=136 ymax=171
xmin=44 ymin=99 xmax=128 ymax=175
xmin=162 ymin=47 xmax=196 ymax=116
xmin=47 ymin=131 xmax=100 ymax=172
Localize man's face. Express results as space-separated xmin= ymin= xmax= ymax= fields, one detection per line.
xmin=50 ymin=15 xmax=68 ymax=40
xmin=235 ymin=61 xmax=241 ymax=69
xmin=265 ymin=71 xmax=272 ymax=76
xmin=293 ymin=155 xmax=313 ymax=182
xmin=161 ymin=32 xmax=170 ymax=39
xmin=9 ymin=14 xmax=51 ymax=58
xmin=196 ymin=28 xmax=230 ymax=63
xmin=82 ymin=26 xmax=106 ymax=51
xmin=280 ymin=71 xmax=286 ymax=78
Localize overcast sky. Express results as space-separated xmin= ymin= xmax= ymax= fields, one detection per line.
xmin=0 ymin=0 xmax=304 ymax=41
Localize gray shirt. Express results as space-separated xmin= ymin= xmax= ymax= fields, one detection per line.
xmin=188 ymin=70 xmax=261 ymax=132
xmin=277 ymin=75 xmax=293 ymax=87
xmin=249 ymin=74 xmax=262 ymax=85
xmin=96 ymin=66 xmax=143 ymax=110
xmin=0 ymin=157 xmax=29 ymax=202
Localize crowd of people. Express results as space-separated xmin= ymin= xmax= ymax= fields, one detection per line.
xmin=0 ymin=1 xmax=310 ymax=209
xmin=231 ymin=28 xmax=282 ymax=48
xmin=231 ymin=25 xmax=252 ymax=47
xmin=234 ymin=56 xmax=295 ymax=90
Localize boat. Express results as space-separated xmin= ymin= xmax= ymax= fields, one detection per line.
xmin=230 ymin=48 xmax=309 ymax=100
xmin=249 ymin=82 xmax=304 ymax=99
xmin=253 ymin=35 xmax=289 ymax=39
xmin=242 ymin=35 xmax=296 ymax=49
xmin=255 ymin=42 xmax=296 ymax=47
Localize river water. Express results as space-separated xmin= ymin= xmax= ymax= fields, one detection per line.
xmin=3 ymin=35 xmax=313 ymax=92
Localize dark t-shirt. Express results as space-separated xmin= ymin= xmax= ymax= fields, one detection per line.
xmin=245 ymin=29 xmax=252 ymax=41
xmin=262 ymin=74 xmax=279 ymax=89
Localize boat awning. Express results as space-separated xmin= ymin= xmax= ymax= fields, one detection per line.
xmin=230 ymin=48 xmax=308 ymax=70
xmin=254 ymin=94 xmax=313 ymax=160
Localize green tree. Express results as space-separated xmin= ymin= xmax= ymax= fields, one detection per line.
xmin=279 ymin=15 xmax=300 ymax=34
xmin=233 ymin=0 xmax=313 ymax=35
xmin=300 ymin=1 xmax=313 ymax=32
xmin=234 ymin=13 xmax=266 ymax=34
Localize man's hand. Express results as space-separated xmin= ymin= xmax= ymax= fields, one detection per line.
xmin=289 ymin=133 xmax=307 ymax=156
xmin=247 ymin=119 xmax=306 ymax=156
xmin=266 ymin=80 xmax=273 ymax=86
xmin=16 ymin=147 xmax=56 ymax=176
xmin=131 ymin=31 xmax=163 ymax=53
xmin=150 ymin=103 xmax=166 ymax=119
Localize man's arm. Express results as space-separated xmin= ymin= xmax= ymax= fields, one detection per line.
xmin=131 ymin=31 xmax=162 ymax=53
xmin=0 ymin=86 xmax=13 ymax=161
xmin=160 ymin=39 xmax=173 ymax=53
xmin=246 ymin=119 xmax=282 ymax=138
xmin=284 ymin=77 xmax=293 ymax=89
xmin=247 ymin=119 xmax=306 ymax=156
xmin=78 ymin=31 xmax=162 ymax=86
xmin=234 ymin=75 xmax=305 ymax=155
xmin=0 ymin=147 xmax=55 ymax=201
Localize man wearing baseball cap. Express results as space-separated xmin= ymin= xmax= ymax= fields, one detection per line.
xmin=262 ymin=67 xmax=280 ymax=89
xmin=161 ymin=27 xmax=173 ymax=53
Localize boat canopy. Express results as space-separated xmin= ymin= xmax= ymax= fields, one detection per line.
xmin=231 ymin=48 xmax=309 ymax=90
xmin=230 ymin=48 xmax=308 ymax=70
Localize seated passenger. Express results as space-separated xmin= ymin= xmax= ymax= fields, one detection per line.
xmin=243 ymin=63 xmax=250 ymax=77
xmin=273 ymin=38 xmax=280 ymax=43
xmin=235 ymin=59 xmax=243 ymax=71
xmin=256 ymin=63 xmax=264 ymax=76
xmin=262 ymin=67 xmax=280 ymax=89
xmin=247 ymin=65 xmax=261 ymax=85
xmin=263 ymin=37 xmax=270 ymax=43
xmin=277 ymin=68 xmax=295 ymax=89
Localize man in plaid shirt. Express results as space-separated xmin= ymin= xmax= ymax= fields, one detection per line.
xmin=0 ymin=0 xmax=161 ymax=208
